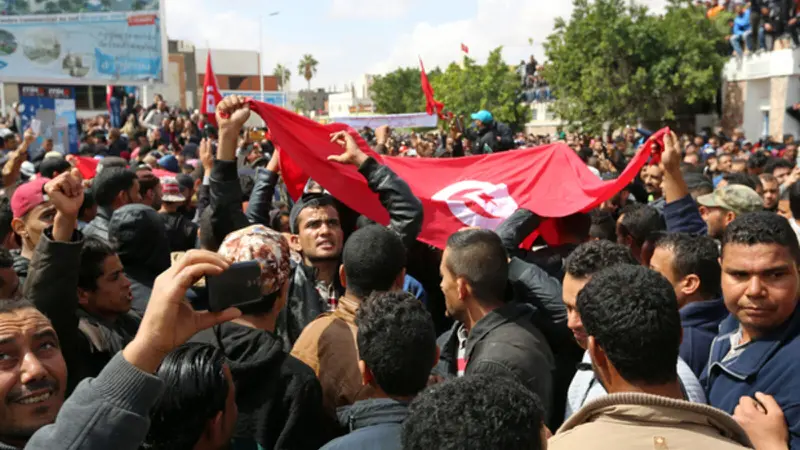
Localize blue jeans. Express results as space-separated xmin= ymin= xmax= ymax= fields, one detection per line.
xmin=731 ymin=30 xmax=752 ymax=56
xmin=109 ymin=97 xmax=121 ymax=128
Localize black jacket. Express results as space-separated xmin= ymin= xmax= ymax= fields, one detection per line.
xmin=471 ymin=121 xmax=515 ymax=154
xmin=192 ymin=323 xmax=331 ymax=450
xmin=108 ymin=204 xmax=171 ymax=315
xmin=159 ymin=211 xmax=198 ymax=252
xmin=321 ymin=398 xmax=408 ymax=450
xmin=11 ymin=249 xmax=29 ymax=287
xmin=207 ymin=157 xmax=424 ymax=350
xmin=82 ymin=205 xmax=113 ymax=242
xmin=24 ymin=229 xmax=140 ymax=393
xmin=434 ymin=302 xmax=555 ymax=422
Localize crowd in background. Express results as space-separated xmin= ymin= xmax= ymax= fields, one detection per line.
xmin=0 ymin=90 xmax=793 ymax=450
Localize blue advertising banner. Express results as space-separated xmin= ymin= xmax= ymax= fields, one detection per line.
xmin=18 ymin=85 xmax=79 ymax=157
xmin=0 ymin=1 xmax=165 ymax=84
xmin=221 ymin=90 xmax=288 ymax=107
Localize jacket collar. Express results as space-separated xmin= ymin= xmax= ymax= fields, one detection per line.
xmin=97 ymin=205 xmax=114 ymax=221
xmin=558 ymin=392 xmax=752 ymax=447
xmin=336 ymin=398 xmax=409 ymax=431
xmin=679 ymin=297 xmax=729 ymax=328
xmin=465 ymin=302 xmax=534 ymax=358
xmin=333 ymin=295 xmax=360 ymax=324
xmin=710 ymin=306 xmax=800 ymax=380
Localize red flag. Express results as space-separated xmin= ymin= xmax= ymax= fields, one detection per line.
xmin=201 ymin=50 xmax=223 ymax=127
xmin=74 ymin=156 xmax=100 ymax=179
xmin=419 ymin=58 xmax=444 ymax=117
xmin=461 ymin=43 xmax=469 ymax=54
xmin=246 ymin=100 xmax=666 ymax=249
xmin=278 ymin=146 xmax=308 ymax=200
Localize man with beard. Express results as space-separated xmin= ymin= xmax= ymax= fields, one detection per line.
xmin=642 ymin=164 xmax=664 ymax=203
xmin=208 ymin=96 xmax=423 ymax=350
xmin=24 ymin=171 xmax=141 ymax=390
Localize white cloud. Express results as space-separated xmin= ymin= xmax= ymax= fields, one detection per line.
xmin=369 ymin=0 xmax=669 ymax=76
xmin=329 ymin=0 xmax=412 ymax=19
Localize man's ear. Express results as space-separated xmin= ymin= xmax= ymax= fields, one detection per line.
xmin=680 ymin=274 xmax=701 ymax=298
xmin=725 ymin=211 xmax=737 ymax=226
xmin=77 ymin=288 xmax=91 ymax=308
xmin=456 ymin=277 xmax=469 ymax=301
xmin=393 ymin=268 xmax=406 ymax=291
xmin=10 ymin=218 xmax=26 ymax=240
xmin=287 ymin=233 xmax=302 ymax=253
xmin=203 ymin=410 xmax=225 ymax=445
xmin=359 ymin=360 xmax=373 ymax=387
xmin=339 ymin=264 xmax=347 ymax=289
xmin=587 ymin=336 xmax=608 ymax=378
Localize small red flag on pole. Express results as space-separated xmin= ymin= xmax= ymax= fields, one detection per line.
xmin=200 ymin=50 xmax=223 ymax=127
xmin=461 ymin=43 xmax=469 ymax=54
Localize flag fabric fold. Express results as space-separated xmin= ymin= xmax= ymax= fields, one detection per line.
xmin=201 ymin=51 xmax=223 ymax=127
xmin=419 ymin=58 xmax=444 ymax=118
xmin=244 ymin=100 xmax=665 ymax=249
xmin=461 ymin=43 xmax=470 ymax=54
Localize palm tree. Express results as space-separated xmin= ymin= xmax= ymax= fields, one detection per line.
xmin=297 ymin=54 xmax=318 ymax=91
xmin=273 ymin=64 xmax=291 ymax=90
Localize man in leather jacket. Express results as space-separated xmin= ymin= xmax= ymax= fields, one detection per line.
xmin=205 ymin=96 xmax=424 ymax=351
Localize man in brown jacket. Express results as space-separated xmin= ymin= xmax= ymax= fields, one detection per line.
xmin=550 ymin=265 xmax=752 ymax=450
xmin=290 ymin=224 xmax=407 ymax=416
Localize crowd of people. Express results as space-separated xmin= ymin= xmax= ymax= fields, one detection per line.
xmin=0 ymin=89 xmax=794 ymax=450
xmin=722 ymin=0 xmax=800 ymax=55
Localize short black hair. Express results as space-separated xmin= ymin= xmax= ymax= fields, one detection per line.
xmin=402 ymin=375 xmax=545 ymax=450
xmin=93 ymin=167 xmax=137 ymax=207
xmin=747 ymin=152 xmax=770 ymax=170
xmin=556 ymin=212 xmax=591 ymax=241
xmin=0 ymin=196 xmax=12 ymax=242
xmin=78 ymin=237 xmax=117 ymax=292
xmin=722 ymin=172 xmax=757 ymax=190
xmin=789 ymin=181 xmax=800 ymax=219
xmin=356 ymin=291 xmax=436 ymax=397
xmin=684 ymin=173 xmax=714 ymax=197
xmin=765 ymin=158 xmax=794 ymax=175
xmin=577 ymin=265 xmax=681 ymax=385
xmin=445 ymin=229 xmax=509 ymax=303
xmin=589 ymin=209 xmax=616 ymax=242
xmin=619 ymin=204 xmax=665 ymax=246
xmin=722 ymin=211 xmax=800 ymax=262
xmin=79 ymin=187 xmax=96 ymax=219
xmin=564 ymin=240 xmax=637 ymax=279
xmin=136 ymin=169 xmax=160 ymax=198
xmin=144 ymin=343 xmax=229 ymax=450
xmin=343 ymin=225 xmax=406 ymax=298
xmin=38 ymin=158 xmax=71 ymax=179
xmin=289 ymin=193 xmax=337 ymax=234
xmin=198 ymin=207 xmax=219 ymax=251
xmin=655 ymin=233 xmax=721 ymax=299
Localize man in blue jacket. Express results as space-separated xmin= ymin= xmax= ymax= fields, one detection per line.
xmin=702 ymin=211 xmax=799 ymax=449
xmin=650 ymin=232 xmax=729 ymax=377
xmin=730 ymin=4 xmax=752 ymax=57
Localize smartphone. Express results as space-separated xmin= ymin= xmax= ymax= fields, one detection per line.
xmin=205 ymin=261 xmax=263 ymax=312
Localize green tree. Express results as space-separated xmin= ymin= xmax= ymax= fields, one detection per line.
xmin=432 ymin=47 xmax=527 ymax=129
xmin=369 ymin=67 xmax=427 ymax=114
xmin=543 ymin=0 xmax=727 ymax=135
xmin=273 ymin=64 xmax=291 ymax=90
xmin=297 ymin=54 xmax=318 ymax=91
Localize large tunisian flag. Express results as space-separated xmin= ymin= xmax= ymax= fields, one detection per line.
xmin=247 ymin=101 xmax=666 ymax=248
xmin=200 ymin=51 xmax=223 ymax=127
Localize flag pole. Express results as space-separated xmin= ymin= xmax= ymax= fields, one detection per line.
xmin=259 ymin=16 xmax=265 ymax=103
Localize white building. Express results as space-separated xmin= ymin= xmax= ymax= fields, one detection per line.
xmin=328 ymin=74 xmax=376 ymax=117
xmin=525 ymin=101 xmax=564 ymax=135
xmin=721 ymin=47 xmax=800 ymax=140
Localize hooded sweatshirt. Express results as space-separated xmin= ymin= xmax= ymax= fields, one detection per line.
xmin=108 ymin=204 xmax=171 ymax=315
xmin=192 ymin=322 xmax=332 ymax=450
xmin=320 ymin=398 xmax=409 ymax=450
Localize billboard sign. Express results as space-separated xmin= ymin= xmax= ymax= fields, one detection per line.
xmin=0 ymin=0 xmax=166 ymax=84
xmin=18 ymin=84 xmax=79 ymax=156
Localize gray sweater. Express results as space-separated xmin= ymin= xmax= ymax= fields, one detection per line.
xmin=0 ymin=352 xmax=164 ymax=450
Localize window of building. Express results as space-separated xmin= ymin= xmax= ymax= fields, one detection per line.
xmin=90 ymin=86 xmax=106 ymax=109
xmin=228 ymin=76 xmax=246 ymax=90
xmin=532 ymin=109 xmax=538 ymax=121
xmin=75 ymin=86 xmax=90 ymax=109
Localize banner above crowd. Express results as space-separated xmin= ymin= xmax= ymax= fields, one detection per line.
xmin=0 ymin=0 xmax=165 ymax=84
xmin=330 ymin=113 xmax=438 ymax=129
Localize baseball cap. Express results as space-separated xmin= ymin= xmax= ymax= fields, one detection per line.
xmin=11 ymin=178 xmax=50 ymax=218
xmin=470 ymin=110 xmax=493 ymax=124
xmin=158 ymin=154 xmax=179 ymax=173
xmin=160 ymin=176 xmax=186 ymax=203
xmin=696 ymin=185 xmax=763 ymax=215
xmin=217 ymin=224 xmax=291 ymax=296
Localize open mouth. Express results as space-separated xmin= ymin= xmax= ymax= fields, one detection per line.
xmin=15 ymin=391 xmax=53 ymax=405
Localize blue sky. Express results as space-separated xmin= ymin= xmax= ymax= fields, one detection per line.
xmin=165 ymin=0 xmax=667 ymax=91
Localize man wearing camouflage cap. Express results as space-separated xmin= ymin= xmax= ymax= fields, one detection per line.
xmin=696 ymin=184 xmax=763 ymax=240
xmin=191 ymin=225 xmax=330 ymax=450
